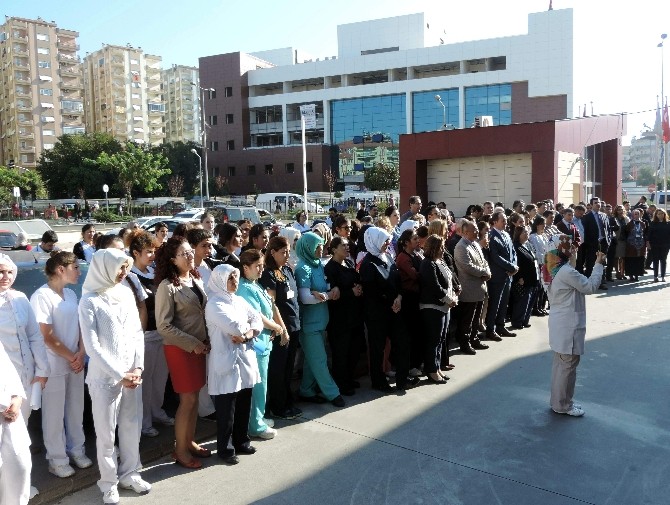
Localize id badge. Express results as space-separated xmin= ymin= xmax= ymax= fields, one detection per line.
xmin=286 ymin=289 xmax=295 ymax=299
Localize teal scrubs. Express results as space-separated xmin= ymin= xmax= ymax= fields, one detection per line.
xmin=237 ymin=278 xmax=273 ymax=435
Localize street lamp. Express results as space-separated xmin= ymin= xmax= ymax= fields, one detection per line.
xmin=190 ymin=148 xmax=203 ymax=208
xmin=435 ymin=94 xmax=447 ymax=130
xmin=659 ymin=33 xmax=668 ymax=211
xmin=191 ymin=82 xmax=215 ymax=202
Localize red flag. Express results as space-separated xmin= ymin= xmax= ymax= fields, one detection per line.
xmin=663 ymin=101 xmax=670 ymax=144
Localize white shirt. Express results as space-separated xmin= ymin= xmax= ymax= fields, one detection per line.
xmin=30 ymin=285 xmax=80 ymax=376
xmin=197 ymin=263 xmax=212 ymax=294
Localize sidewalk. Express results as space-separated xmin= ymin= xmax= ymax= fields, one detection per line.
xmin=34 ymin=275 xmax=670 ymax=504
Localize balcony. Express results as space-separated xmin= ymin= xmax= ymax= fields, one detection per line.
xmin=111 ymin=59 xmax=124 ymax=68
xmin=16 ymin=103 xmax=32 ymax=112
xmin=12 ymin=35 xmax=28 ymax=44
xmin=59 ymin=67 xmax=81 ymax=77
xmin=18 ymin=132 xmax=34 ymax=139
xmin=12 ymin=47 xmax=29 ymax=57
xmin=15 ymin=75 xmax=31 ymax=84
xmin=57 ymin=40 xmax=80 ymax=51
xmin=63 ymin=108 xmax=84 ymax=116
xmin=59 ymin=81 xmax=84 ymax=90
xmin=15 ymin=89 xmax=30 ymax=97
xmin=13 ymin=61 xmax=30 ymax=71
xmin=18 ymin=119 xmax=33 ymax=126
xmin=19 ymin=146 xmax=36 ymax=153
xmin=57 ymin=53 xmax=80 ymax=63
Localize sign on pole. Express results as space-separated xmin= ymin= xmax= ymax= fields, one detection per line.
xmin=300 ymin=104 xmax=316 ymax=129
xmin=299 ymin=104 xmax=316 ymax=220
xmin=12 ymin=187 xmax=20 ymax=198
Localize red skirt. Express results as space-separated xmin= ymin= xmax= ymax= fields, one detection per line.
xmin=164 ymin=344 xmax=206 ymax=394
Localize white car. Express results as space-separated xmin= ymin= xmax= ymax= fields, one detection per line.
xmin=173 ymin=208 xmax=206 ymax=221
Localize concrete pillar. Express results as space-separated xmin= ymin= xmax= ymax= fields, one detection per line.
xmin=459 ymin=85 xmax=466 ymax=129
xmin=407 ymin=66 xmax=415 ymax=80
xmin=323 ymin=99 xmax=330 ymax=144
xmin=283 ymin=81 xmax=291 ymax=93
xmin=341 ymin=74 xmax=349 ymax=87
xmin=282 ymin=104 xmax=288 ymax=146
xmin=406 ymin=91 xmax=413 ymax=134
xmin=324 ymin=76 xmax=332 ymax=89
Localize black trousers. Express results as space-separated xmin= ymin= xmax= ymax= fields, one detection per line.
xmin=399 ymin=291 xmax=423 ymax=370
xmin=328 ymin=322 xmax=362 ymax=390
xmin=266 ymin=330 xmax=299 ymax=415
xmin=213 ymin=388 xmax=252 ymax=459
xmin=365 ymin=307 xmax=409 ymax=388
xmin=486 ymin=278 xmax=512 ymax=331
xmin=422 ymin=308 xmax=449 ymax=374
xmin=455 ymin=301 xmax=483 ymax=347
xmin=651 ymin=245 xmax=670 ymax=278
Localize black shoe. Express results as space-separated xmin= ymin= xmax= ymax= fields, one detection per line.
xmin=340 ymin=388 xmax=356 ymax=396
xmin=509 ymin=325 xmax=524 ymax=330
xmin=426 ymin=374 xmax=447 ymax=384
xmin=288 ymin=406 xmax=303 ymax=417
xmin=331 ymin=395 xmax=345 ymax=407
xmin=272 ymin=408 xmax=301 ymax=420
xmin=486 ymin=331 xmax=503 ymax=342
xmin=350 ymin=381 xmax=361 ymax=388
xmin=235 ymin=445 xmax=256 ymax=455
xmin=459 ymin=345 xmax=477 ymax=355
xmin=397 ymin=377 xmax=420 ymax=391
xmin=222 ymin=455 xmax=239 ymax=465
xmin=598 ymin=284 xmax=608 ymax=290
xmin=298 ymin=395 xmax=327 ymax=404
xmin=523 ymin=324 xmax=532 ymax=328
xmin=531 ymin=309 xmax=543 ymax=317
xmin=496 ymin=327 xmax=517 ymax=337
xmin=472 ymin=341 xmax=489 ymax=350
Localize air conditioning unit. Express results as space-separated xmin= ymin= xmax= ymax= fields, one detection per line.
xmin=474 ymin=115 xmax=493 ymax=127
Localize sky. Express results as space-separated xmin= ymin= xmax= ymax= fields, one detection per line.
xmin=4 ymin=0 xmax=670 ymax=144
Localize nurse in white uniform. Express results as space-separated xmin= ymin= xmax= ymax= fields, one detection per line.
xmin=30 ymin=251 xmax=92 ymax=478
xmin=79 ymin=249 xmax=150 ymax=505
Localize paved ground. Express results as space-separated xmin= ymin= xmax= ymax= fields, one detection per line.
xmin=35 ymin=274 xmax=670 ymax=505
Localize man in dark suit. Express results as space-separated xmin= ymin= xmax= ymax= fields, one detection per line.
xmin=555 ymin=208 xmax=582 ymax=246
xmin=582 ymin=197 xmax=610 ymax=289
xmin=485 ymin=211 xmax=518 ymax=340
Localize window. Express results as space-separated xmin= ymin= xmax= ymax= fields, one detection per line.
xmin=98 ymin=57 xmax=104 ymax=66
xmin=61 ymin=100 xmax=84 ymax=112
xmin=37 ymin=47 xmax=49 ymax=55
xmin=306 ymin=162 xmax=313 ymax=173
xmin=209 ymin=89 xmax=216 ymax=99
xmin=247 ymin=165 xmax=256 ymax=176
xmin=42 ymin=129 xmax=55 ymax=136
xmin=38 ymin=61 xmax=50 ymax=69
xmin=148 ymin=103 xmax=165 ymax=112
xmin=285 ymin=163 xmax=295 ymax=174
xmin=131 ymin=93 xmax=140 ymax=99
xmin=226 ymin=140 xmax=235 ymax=150
xmin=224 ymin=87 xmax=233 ymax=97
xmin=130 ymin=59 xmax=139 ymax=65
xmin=43 ymin=143 xmax=54 ymax=149
xmin=36 ymin=33 xmax=49 ymax=41
xmin=227 ymin=166 xmax=236 ymax=177
xmin=225 ymin=114 xmax=234 ymax=124
xmin=131 ymin=82 xmax=141 ymax=88
xmin=39 ymin=88 xmax=53 ymax=96
xmin=210 ymin=141 xmax=219 ymax=151
xmin=63 ymin=126 xmax=85 ymax=135
xmin=208 ymin=115 xmax=217 ymax=126
xmin=264 ymin=164 xmax=273 ymax=175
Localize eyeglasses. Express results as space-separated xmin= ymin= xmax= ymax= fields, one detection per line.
xmin=340 ymin=225 xmax=351 ymax=230
xmin=176 ymin=251 xmax=194 ymax=258
xmin=240 ymin=228 xmax=251 ymax=232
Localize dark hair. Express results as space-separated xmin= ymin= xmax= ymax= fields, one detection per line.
xmin=154 ymin=221 xmax=168 ymax=232
xmin=248 ymin=223 xmax=266 ymax=242
xmin=264 ymin=236 xmax=289 ymax=271
xmin=349 ymin=219 xmax=361 ymax=243
xmin=423 ymin=234 xmax=444 ymax=260
xmin=173 ymin=222 xmax=193 ymax=239
xmin=44 ymin=251 xmax=77 ymax=279
xmin=187 ymin=228 xmax=212 ymax=247
xmin=384 ymin=205 xmax=398 ymax=217
xmin=200 ymin=212 xmax=215 ymax=223
xmin=81 ymin=223 xmax=95 ymax=235
xmin=416 ymin=225 xmax=430 ymax=239
xmin=295 ymin=211 xmax=306 ymax=221
xmin=491 ymin=210 xmax=506 ymax=225
xmin=41 ymin=230 xmax=58 ymax=244
xmin=154 ymin=236 xmax=200 ymax=287
xmin=397 ymin=229 xmax=415 ymax=251
xmin=525 ymin=204 xmax=537 ymax=213
xmin=328 ymin=236 xmax=348 ymax=255
xmin=218 ymin=223 xmax=240 ymax=247
xmin=239 ymin=249 xmax=263 ymax=279
xmin=513 ymin=226 xmax=527 ymax=243
xmin=128 ymin=229 xmax=155 ymax=260
xmin=408 ymin=195 xmax=421 ymax=205
xmin=95 ymin=234 xmax=123 ymax=250
xmin=333 ymin=214 xmax=350 ymax=231
xmin=531 ymin=215 xmax=546 ymax=234
xmin=574 ymin=204 xmax=586 ymax=212
xmin=425 ymin=204 xmax=438 ymax=216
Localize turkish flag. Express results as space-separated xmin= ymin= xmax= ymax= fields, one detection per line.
xmin=663 ymin=101 xmax=670 ymax=144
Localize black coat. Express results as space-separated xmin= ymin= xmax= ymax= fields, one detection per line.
xmin=512 ymin=242 xmax=539 ymax=286
xmin=419 ymin=258 xmax=453 ymax=306
xmin=648 ymin=221 xmax=670 ymax=248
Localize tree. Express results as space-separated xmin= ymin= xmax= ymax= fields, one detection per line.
xmin=636 ymin=167 xmax=655 ymax=187
xmin=0 ymin=166 xmax=47 ymax=205
xmin=151 ymin=141 xmax=201 ymax=198
xmin=213 ymin=175 xmax=228 ymax=198
xmin=36 ymin=132 xmax=121 ymax=198
xmin=95 ymin=142 xmax=171 ymax=200
xmin=167 ymin=175 xmax=184 ymax=197
xmin=364 ymin=162 xmax=400 ymax=192
xmin=323 ymin=168 xmax=337 ymax=205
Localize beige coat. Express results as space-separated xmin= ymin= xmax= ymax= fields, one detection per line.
xmin=454 ymin=237 xmax=490 ymax=303
xmin=155 ymin=278 xmax=208 ymax=352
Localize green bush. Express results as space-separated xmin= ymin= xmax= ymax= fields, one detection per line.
xmin=93 ymin=210 xmax=133 ymax=223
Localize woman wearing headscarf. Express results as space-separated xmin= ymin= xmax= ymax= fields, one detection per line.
xmin=78 ymin=249 xmax=150 ymax=504
xmin=0 ymin=253 xmax=49 ymax=500
xmin=544 ymin=234 xmax=604 ymax=417
xmin=206 ymin=264 xmax=262 ymax=465
xmin=360 ymin=227 xmax=419 ymax=393
xmin=0 ymin=344 xmax=32 ymax=505
xmin=30 ymin=252 xmax=91 ymax=479
xmin=155 ymin=237 xmax=209 ymax=470
xmin=295 ymin=232 xmax=345 ymax=407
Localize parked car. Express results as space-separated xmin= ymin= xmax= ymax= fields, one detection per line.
xmin=173 ymin=208 xmax=206 ymax=221
xmin=0 ymin=230 xmax=18 ymax=249
xmin=257 ymin=209 xmax=280 ymax=227
xmin=143 ymin=218 xmax=198 ymax=238
xmin=208 ymin=205 xmax=262 ymax=225
xmin=158 ymin=201 xmax=189 ymax=215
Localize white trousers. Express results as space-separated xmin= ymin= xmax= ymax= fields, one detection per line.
xmin=141 ymin=340 xmax=170 ymax=430
xmin=89 ymin=383 xmax=142 ymax=493
xmin=42 ymin=372 xmax=86 ymax=466
xmin=197 ymin=354 xmax=215 ymax=417
xmin=0 ymin=415 xmax=32 ymax=505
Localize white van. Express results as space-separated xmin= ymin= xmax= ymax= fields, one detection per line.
xmin=255 ymin=193 xmax=324 ymax=214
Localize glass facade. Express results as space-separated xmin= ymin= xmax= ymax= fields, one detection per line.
xmin=331 ymin=95 xmax=405 ymax=178
xmin=412 ymin=88 xmax=459 ymax=133
xmin=464 ymin=84 xmax=512 ymax=127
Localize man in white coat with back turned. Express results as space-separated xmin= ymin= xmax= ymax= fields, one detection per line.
xmin=544 ymin=234 xmax=605 ymax=417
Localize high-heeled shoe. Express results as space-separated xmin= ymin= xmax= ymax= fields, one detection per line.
xmin=189 ymin=445 xmax=212 ymax=458
xmin=427 ymin=373 xmax=447 ymax=384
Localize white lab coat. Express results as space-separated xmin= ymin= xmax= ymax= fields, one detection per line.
xmin=547 ymin=263 xmax=603 ymax=355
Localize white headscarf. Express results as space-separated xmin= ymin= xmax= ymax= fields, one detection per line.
xmin=82 ymin=248 xmax=133 ymax=302
xmin=207 ymin=263 xmax=239 ymax=301
xmin=398 ymin=220 xmax=418 ymax=234
xmin=279 ymin=227 xmax=301 ymax=244
xmin=0 ymin=253 xmax=18 ymax=294
xmin=364 ymin=227 xmax=392 ymax=259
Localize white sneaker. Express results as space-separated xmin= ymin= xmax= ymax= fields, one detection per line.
xmin=409 ymin=368 xmax=423 ymax=377
xmin=263 ymin=418 xmax=275 ymax=428
xmin=553 ymin=406 xmax=585 ymax=417
xmin=29 ymin=486 xmax=39 ymax=499
xmin=255 ymin=427 xmax=277 ymax=439
xmin=103 ymin=486 xmax=119 ymax=504
xmin=141 ymin=426 xmax=160 ymax=438
xmin=48 ymin=463 xmax=75 ymax=478
xmin=71 ymin=454 xmax=93 ymax=469
xmin=119 ymin=475 xmax=152 ymax=494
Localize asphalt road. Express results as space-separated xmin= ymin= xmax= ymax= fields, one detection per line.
xmin=43 ymin=275 xmax=670 ymax=505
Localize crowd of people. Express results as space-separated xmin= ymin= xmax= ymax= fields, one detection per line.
xmin=1 ymin=192 xmax=669 ymax=505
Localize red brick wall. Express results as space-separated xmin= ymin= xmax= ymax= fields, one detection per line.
xmin=511 ymin=82 xmax=568 ymax=124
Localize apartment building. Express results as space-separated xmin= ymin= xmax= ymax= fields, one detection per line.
xmin=0 ymin=16 xmax=84 ymax=168
xmin=199 ymin=9 xmax=573 ymax=194
xmin=162 ymin=64 xmax=201 ymax=144
xmin=83 ymin=44 xmax=165 ymax=146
